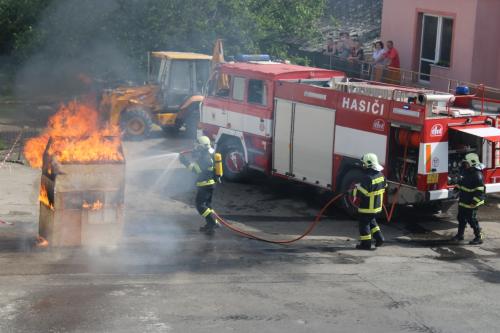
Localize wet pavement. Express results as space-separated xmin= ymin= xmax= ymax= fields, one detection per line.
xmin=1 ymin=132 xmax=500 ymax=332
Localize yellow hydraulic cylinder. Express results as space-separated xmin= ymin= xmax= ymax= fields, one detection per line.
xmin=214 ymin=153 xmax=223 ymax=177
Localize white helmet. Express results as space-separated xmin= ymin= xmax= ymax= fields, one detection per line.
xmin=196 ymin=136 xmax=212 ymax=150
xmin=361 ymin=153 xmax=384 ymax=171
xmin=464 ymin=153 xmax=483 ymax=169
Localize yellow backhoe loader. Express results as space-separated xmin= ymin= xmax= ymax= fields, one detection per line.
xmin=100 ymin=51 xmax=212 ymax=139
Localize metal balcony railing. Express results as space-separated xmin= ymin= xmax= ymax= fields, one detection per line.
xmin=306 ymin=53 xmax=500 ymax=99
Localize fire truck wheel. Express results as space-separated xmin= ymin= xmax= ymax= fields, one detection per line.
xmin=339 ymin=169 xmax=364 ymax=218
xmin=219 ymin=140 xmax=248 ymax=182
xmin=121 ymin=108 xmax=153 ymax=140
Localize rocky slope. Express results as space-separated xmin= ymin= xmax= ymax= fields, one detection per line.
xmin=304 ymin=0 xmax=383 ymax=51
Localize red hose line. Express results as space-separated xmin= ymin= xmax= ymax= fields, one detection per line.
xmin=384 ymin=139 xmax=410 ymax=222
xmin=211 ymin=140 xmax=410 ymax=241
xmin=211 ymin=193 xmax=344 ymax=244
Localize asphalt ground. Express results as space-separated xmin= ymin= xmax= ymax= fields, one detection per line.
xmin=1 ymin=131 xmax=500 ymax=333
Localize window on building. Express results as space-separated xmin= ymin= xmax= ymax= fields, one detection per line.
xmin=439 ymin=18 xmax=453 ymax=66
xmin=247 ymin=79 xmax=267 ymax=105
xmin=419 ymin=14 xmax=454 ymax=81
xmin=232 ymin=77 xmax=245 ymax=101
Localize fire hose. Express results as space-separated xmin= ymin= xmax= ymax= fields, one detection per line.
xmin=180 ymin=144 xmax=410 ymax=245
xmin=212 ymin=178 xmax=405 ymax=245
xmin=212 ymin=160 xmax=410 ymax=245
xmin=211 ymin=193 xmax=344 ymax=244
xmin=384 ymin=138 xmax=410 ymax=223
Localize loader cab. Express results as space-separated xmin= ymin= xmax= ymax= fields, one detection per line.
xmin=151 ymin=52 xmax=211 ymax=110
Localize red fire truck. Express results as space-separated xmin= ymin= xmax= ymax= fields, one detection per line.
xmin=199 ymin=60 xmax=500 ymax=214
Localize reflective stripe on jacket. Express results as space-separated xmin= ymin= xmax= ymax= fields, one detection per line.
xmin=353 ymin=169 xmax=386 ymax=214
xmin=458 ymin=168 xmax=485 ymax=209
xmin=188 ymin=149 xmax=216 ymax=187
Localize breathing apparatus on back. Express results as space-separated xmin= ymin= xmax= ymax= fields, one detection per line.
xmin=194 ymin=136 xmax=223 ymax=178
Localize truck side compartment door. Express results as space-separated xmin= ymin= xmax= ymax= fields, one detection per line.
xmin=272 ymin=99 xmax=293 ymax=176
xmin=292 ymin=103 xmax=335 ymax=188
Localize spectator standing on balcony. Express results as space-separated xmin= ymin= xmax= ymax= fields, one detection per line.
xmin=324 ymin=37 xmax=337 ymax=55
xmin=337 ymin=32 xmax=352 ymax=59
xmin=348 ymin=39 xmax=364 ymax=61
xmin=383 ymin=40 xmax=401 ymax=84
xmin=346 ymin=38 xmax=364 ymax=77
xmin=371 ymin=41 xmax=387 ymax=81
xmin=372 ymin=41 xmax=386 ymax=64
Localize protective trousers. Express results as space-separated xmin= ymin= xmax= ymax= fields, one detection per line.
xmin=195 ymin=185 xmax=217 ymax=226
xmin=358 ymin=214 xmax=384 ymax=249
xmin=457 ymin=206 xmax=481 ymax=237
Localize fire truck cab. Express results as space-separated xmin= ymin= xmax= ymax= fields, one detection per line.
xmin=200 ymin=61 xmax=500 ymax=214
xmin=201 ymin=62 xmax=344 ymax=180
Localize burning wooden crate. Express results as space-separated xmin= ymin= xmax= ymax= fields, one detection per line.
xmin=39 ymin=137 xmax=125 ymax=247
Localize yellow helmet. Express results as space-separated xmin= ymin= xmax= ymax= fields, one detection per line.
xmin=361 ymin=153 xmax=383 ymax=171
xmin=464 ymin=153 xmax=480 ymax=167
xmin=196 ymin=136 xmax=212 ymax=150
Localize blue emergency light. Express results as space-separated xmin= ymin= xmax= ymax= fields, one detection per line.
xmin=455 ymin=86 xmax=470 ymax=95
xmin=235 ymin=54 xmax=271 ymax=62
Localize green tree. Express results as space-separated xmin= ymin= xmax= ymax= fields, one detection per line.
xmin=0 ymin=0 xmax=53 ymax=60
xmin=1 ymin=0 xmax=328 ymax=92
xmin=248 ymin=0 xmax=326 ymax=57
xmin=2 ymin=0 xmax=326 ymax=62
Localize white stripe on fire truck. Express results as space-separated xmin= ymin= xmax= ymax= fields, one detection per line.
xmin=201 ymin=105 xmax=273 ymax=137
xmin=392 ymin=108 xmax=420 ymax=118
xmin=304 ymin=91 xmax=327 ymax=100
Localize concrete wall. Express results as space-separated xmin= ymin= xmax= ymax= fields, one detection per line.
xmin=381 ymin=0 xmax=479 ymax=84
xmin=471 ymin=0 xmax=500 ymax=87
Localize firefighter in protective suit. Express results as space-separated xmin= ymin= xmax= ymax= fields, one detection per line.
xmin=451 ymin=153 xmax=485 ymax=245
xmin=179 ymin=136 xmax=222 ymax=235
xmin=353 ymin=153 xmax=386 ymax=250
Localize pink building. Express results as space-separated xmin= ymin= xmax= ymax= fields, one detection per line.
xmin=381 ymin=0 xmax=500 ymax=91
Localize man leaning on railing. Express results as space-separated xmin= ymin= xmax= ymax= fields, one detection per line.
xmin=381 ymin=40 xmax=401 ymax=85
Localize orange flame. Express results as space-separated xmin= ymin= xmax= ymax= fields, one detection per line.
xmin=24 ymin=101 xmax=123 ymax=168
xmin=39 ymin=184 xmax=54 ymax=210
xmin=82 ymin=200 xmax=103 ymax=210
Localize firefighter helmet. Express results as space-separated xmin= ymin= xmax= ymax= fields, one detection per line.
xmin=361 ymin=153 xmax=384 ymax=171
xmin=196 ymin=136 xmax=212 ymax=150
xmin=464 ymin=153 xmax=482 ymax=169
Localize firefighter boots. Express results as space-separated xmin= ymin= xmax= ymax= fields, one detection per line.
xmin=355 ymin=240 xmax=373 ymax=250
xmin=450 ymin=234 xmax=464 ymax=242
xmin=469 ymin=228 xmax=483 ymax=245
xmin=372 ymin=227 xmax=384 ymax=247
